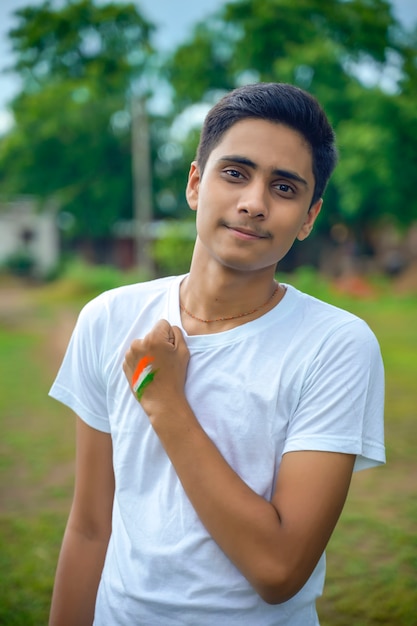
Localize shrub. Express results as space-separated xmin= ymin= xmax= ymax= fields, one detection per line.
xmin=152 ymin=221 xmax=196 ymax=276
xmin=2 ymin=250 xmax=35 ymax=277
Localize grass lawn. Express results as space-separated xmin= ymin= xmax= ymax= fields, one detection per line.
xmin=0 ymin=271 xmax=416 ymax=625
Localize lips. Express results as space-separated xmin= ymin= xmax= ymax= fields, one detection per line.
xmin=225 ymin=224 xmax=270 ymax=239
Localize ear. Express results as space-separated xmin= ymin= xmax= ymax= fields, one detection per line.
xmin=185 ymin=161 xmax=201 ymax=211
xmin=297 ymin=198 xmax=323 ymax=241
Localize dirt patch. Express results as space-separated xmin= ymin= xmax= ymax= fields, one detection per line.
xmin=45 ymin=307 xmax=78 ymax=372
xmin=0 ymin=283 xmax=36 ymax=324
xmin=0 ymin=281 xmax=79 ymax=515
xmin=394 ymin=261 xmax=417 ymax=295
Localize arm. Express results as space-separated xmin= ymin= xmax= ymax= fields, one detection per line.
xmin=123 ymin=320 xmax=355 ymax=604
xmin=49 ymin=418 xmax=114 ymax=626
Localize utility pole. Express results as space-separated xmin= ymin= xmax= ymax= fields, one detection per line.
xmin=131 ymin=95 xmax=154 ymax=276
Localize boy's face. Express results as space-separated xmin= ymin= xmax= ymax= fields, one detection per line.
xmin=186 ymin=118 xmax=322 ymax=274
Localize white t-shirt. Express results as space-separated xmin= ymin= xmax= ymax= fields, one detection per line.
xmin=49 ymin=275 xmax=385 ymax=625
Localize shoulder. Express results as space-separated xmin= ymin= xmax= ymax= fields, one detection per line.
xmin=80 ymin=274 xmax=181 ymax=322
xmin=285 ymin=284 xmax=378 ymax=344
xmin=69 ymin=275 xmax=182 ymax=355
xmin=281 ymin=284 xmax=383 ymax=377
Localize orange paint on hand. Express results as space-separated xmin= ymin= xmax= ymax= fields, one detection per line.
xmin=132 ymin=355 xmax=155 ymax=388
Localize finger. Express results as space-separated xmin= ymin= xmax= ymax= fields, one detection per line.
xmin=153 ymin=319 xmax=176 ymax=346
xmin=166 ymin=323 xmax=175 ymax=346
xmin=171 ymin=325 xmax=185 ymax=346
xmin=171 ymin=326 xmax=190 ymax=358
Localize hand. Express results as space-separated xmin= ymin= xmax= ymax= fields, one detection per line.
xmin=123 ymin=319 xmax=190 ymax=421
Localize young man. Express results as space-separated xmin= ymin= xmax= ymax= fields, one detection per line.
xmin=49 ymin=82 xmax=385 ymax=625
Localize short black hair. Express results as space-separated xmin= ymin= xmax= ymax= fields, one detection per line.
xmin=196 ymin=82 xmax=338 ymax=205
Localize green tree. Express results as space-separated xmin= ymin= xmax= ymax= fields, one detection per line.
xmin=164 ymin=0 xmax=417 ymax=244
xmin=0 ymin=0 xmax=155 ymax=242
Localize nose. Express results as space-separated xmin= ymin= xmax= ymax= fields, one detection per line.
xmin=236 ymin=180 xmax=268 ymax=218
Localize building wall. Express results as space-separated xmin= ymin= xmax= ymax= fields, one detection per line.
xmin=0 ymin=197 xmax=59 ymax=277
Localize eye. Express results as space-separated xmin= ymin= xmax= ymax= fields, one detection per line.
xmin=274 ymin=182 xmax=295 ymax=195
xmin=223 ymin=168 xmax=244 ymax=179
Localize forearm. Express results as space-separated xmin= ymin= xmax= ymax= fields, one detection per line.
xmin=149 ymin=402 xmax=290 ymax=602
xmin=49 ymin=521 xmax=110 ymax=626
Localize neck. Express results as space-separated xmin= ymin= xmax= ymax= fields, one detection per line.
xmin=179 ymin=269 xmax=283 ymax=334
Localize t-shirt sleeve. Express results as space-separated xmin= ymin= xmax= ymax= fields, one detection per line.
xmin=283 ymin=318 xmax=385 ymax=471
xmin=49 ymin=294 xmax=111 ymax=433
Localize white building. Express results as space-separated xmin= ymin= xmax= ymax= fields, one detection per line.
xmin=0 ymin=197 xmax=59 ymax=277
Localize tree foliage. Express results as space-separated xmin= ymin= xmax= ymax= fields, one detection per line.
xmin=166 ymin=0 xmax=417 ymax=236
xmin=0 ymin=0 xmax=416 ymax=254
xmin=0 ymin=0 xmax=154 ymax=238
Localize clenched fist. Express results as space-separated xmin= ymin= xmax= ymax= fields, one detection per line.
xmin=123 ymin=319 xmax=190 ymax=424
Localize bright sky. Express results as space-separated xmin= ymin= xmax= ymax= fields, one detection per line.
xmin=0 ymin=0 xmax=416 ymax=133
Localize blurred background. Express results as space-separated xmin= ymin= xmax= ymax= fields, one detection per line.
xmin=0 ymin=1 xmax=416 ymax=625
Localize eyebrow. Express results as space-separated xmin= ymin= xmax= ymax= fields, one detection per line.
xmin=218 ymin=155 xmax=309 ymax=187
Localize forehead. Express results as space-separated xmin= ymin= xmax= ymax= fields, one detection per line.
xmin=208 ymin=118 xmax=314 ymax=182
